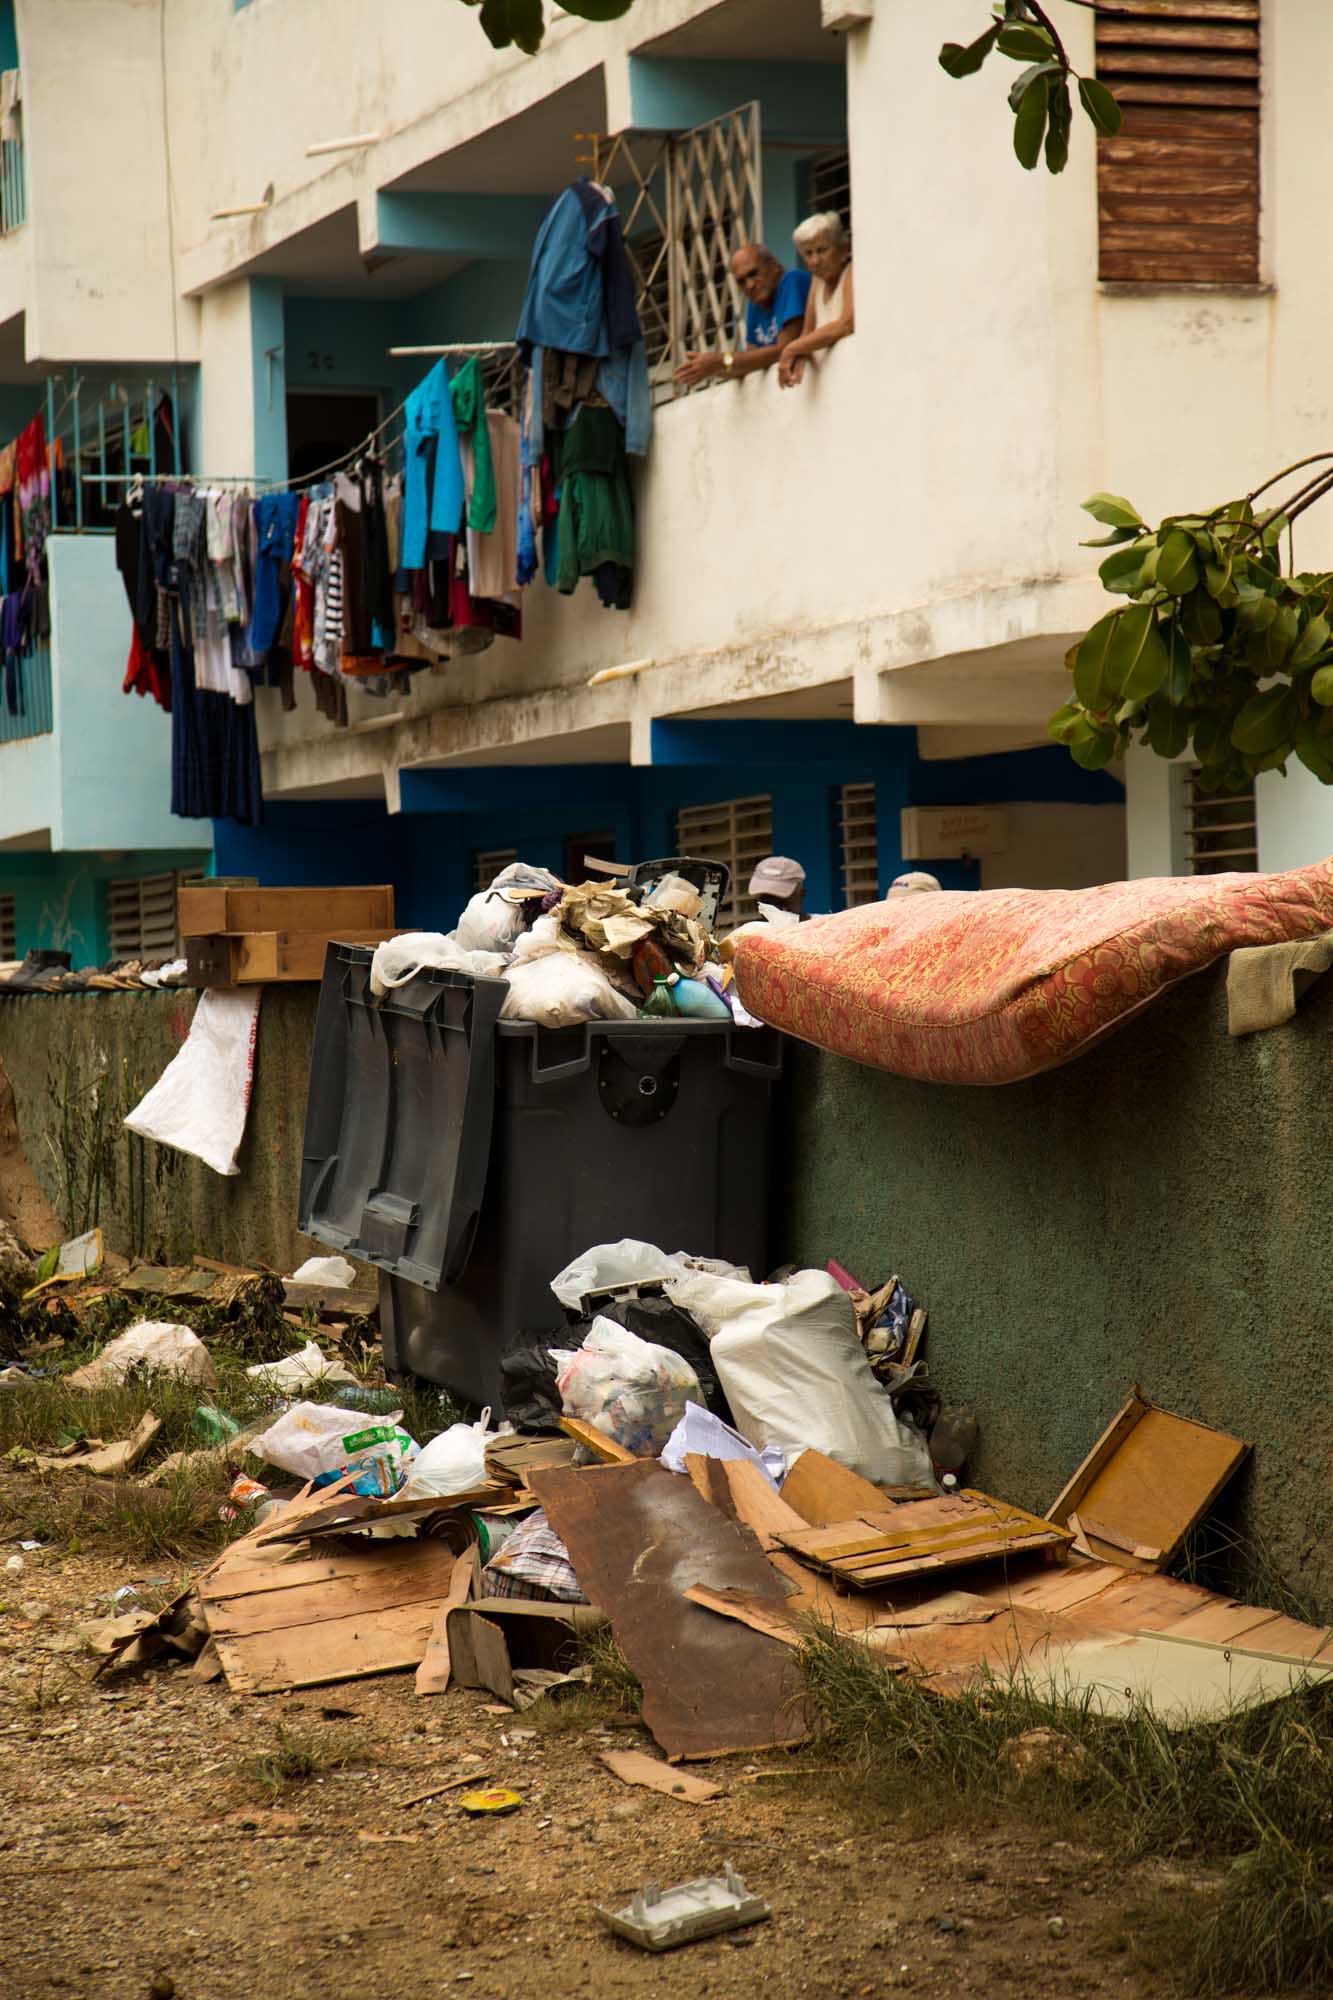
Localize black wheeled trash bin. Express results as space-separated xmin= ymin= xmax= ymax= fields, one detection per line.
xmin=298 ymin=943 xmax=784 ymax=1409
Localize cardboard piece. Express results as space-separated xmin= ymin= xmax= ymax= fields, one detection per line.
xmin=600 ymin=1750 xmax=723 ymax=1803
xmin=415 ymin=1546 xmax=481 ymax=1696
xmin=531 ymin=1459 xmax=810 ymax=1761
xmin=445 ymin=1597 xmax=606 ymax=1707
xmin=36 ymin=1412 xmax=162 ymax=1476
xmin=1048 ymin=1391 xmax=1250 ymax=1574
xmin=780 ymin=1447 xmax=910 ymax=1527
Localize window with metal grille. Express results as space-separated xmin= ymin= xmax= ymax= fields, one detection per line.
xmin=840 ymin=783 xmax=879 ymax=907
xmin=1095 ymin=1 xmax=1261 ymax=286
xmin=473 ymin=848 xmax=518 ymax=894
xmin=674 ymin=794 xmax=773 ymax=931
xmin=0 ymin=892 xmax=16 ymax=961
xmin=592 ymin=105 xmax=762 ymax=400
xmin=807 ymin=146 xmax=852 ymax=237
xmin=107 ymin=869 xmax=202 ymax=961
xmin=1183 ymin=769 xmax=1258 ymax=873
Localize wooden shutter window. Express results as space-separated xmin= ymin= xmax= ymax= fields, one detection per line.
xmin=1096 ymin=1 xmax=1261 ymax=287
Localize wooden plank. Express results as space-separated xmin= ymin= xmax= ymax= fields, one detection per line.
xmin=205 ymin=1545 xmax=457 ymax=1639
xmin=178 ymin=884 xmax=394 ymax=938
xmin=1100 ymin=254 xmax=1260 ymax=285
xmin=530 ymin=1460 xmax=809 ymax=1762
xmin=1099 ymin=50 xmax=1257 ymax=79
xmin=558 ymin=1417 xmax=636 ymax=1464
xmin=416 ymin=1547 xmax=481 ymax=1696
xmin=780 ymin=1448 xmax=901 ymax=1528
xmin=1098 ymin=20 xmax=1257 ymax=49
xmin=1048 ymin=1397 xmax=1249 ymax=1573
xmin=213 ymin=1599 xmax=442 ymax=1694
xmin=717 ymin=1459 xmax=809 ymax=1551
xmin=1158 ymin=1599 xmax=1293 ymax=1648
xmin=1098 ymin=197 xmax=1258 ymax=230
xmin=280 ymin=1279 xmax=378 ymax=1318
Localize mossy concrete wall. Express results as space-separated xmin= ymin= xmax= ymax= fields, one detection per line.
xmin=782 ymin=960 xmax=1333 ymax=1617
xmin=0 ymin=986 xmax=322 ymax=1272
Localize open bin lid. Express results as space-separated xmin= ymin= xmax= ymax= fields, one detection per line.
xmin=298 ymin=944 xmax=508 ymax=1291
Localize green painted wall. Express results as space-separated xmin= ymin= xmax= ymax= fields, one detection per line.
xmin=0 ymin=985 xmax=322 ymax=1272
xmin=782 ymin=959 xmax=1333 ymax=1618
xmin=1 ymin=850 xmax=212 ymax=962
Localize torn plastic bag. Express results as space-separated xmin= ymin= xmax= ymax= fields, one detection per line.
xmin=557 ymin=1317 xmax=701 ymax=1458
xmin=369 ymin=931 xmax=506 ymax=998
xmin=67 ymin=1321 xmax=218 ymax=1392
xmin=571 ymin=1287 xmax=731 ymax=1423
xmin=249 ymin=1400 xmax=419 ymax=1496
xmin=454 ymin=862 xmax=563 ymax=955
xmin=549 ymin=1239 xmax=749 ymax=1313
xmin=667 ymin=1268 xmax=936 ymax=1489
xmin=396 ymin=1411 xmax=499 ymax=1502
xmin=499 ymin=1339 xmax=577 ymax=1434
xmin=501 ymin=943 xmax=639 ymax=1029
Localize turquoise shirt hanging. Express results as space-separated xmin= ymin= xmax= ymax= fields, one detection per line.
xmin=401 ymin=359 xmax=465 ymax=570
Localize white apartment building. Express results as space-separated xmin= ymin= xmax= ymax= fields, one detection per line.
xmin=0 ymin=0 xmax=1326 ymax=955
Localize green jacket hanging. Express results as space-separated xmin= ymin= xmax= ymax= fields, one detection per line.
xmin=450 ymin=356 xmax=496 ymax=535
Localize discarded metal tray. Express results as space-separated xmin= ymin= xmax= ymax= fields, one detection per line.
xmin=599 ymin=1861 xmax=770 ymax=1953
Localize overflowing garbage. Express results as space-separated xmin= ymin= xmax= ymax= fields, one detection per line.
xmin=369 ymin=857 xmax=762 ymax=1029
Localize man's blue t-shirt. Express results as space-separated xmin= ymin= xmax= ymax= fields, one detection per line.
xmin=744 ymin=268 xmax=812 ymax=349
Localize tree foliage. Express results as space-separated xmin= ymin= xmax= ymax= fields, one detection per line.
xmin=1051 ymin=464 xmax=1333 ymax=788
xmin=461 ymin=0 xmax=634 ymax=55
xmin=939 ymin=1 xmax=1120 ymax=173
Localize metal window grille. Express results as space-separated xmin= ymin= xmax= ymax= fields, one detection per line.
xmin=0 ymin=892 xmax=15 ymax=961
xmin=674 ymin=794 xmax=773 ymax=931
xmin=808 ymin=146 xmax=852 ymax=236
xmin=1183 ymin=768 xmax=1258 ymax=873
xmin=1095 ymin=1 xmax=1260 ymax=285
xmin=591 ymin=104 xmax=762 ymax=402
xmin=48 ymin=367 xmax=192 ymax=535
xmin=473 ymin=848 xmax=518 ymax=894
xmin=0 ymin=83 xmax=24 ymax=237
xmin=107 ymin=869 xmax=203 ymax=961
xmin=840 ymin=782 xmax=879 ymax=907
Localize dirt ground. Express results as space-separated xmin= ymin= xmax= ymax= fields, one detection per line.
xmin=0 ymin=1544 xmax=1249 ymax=2000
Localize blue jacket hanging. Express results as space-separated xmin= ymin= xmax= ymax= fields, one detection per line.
xmin=401 ymin=359 xmax=466 ymax=571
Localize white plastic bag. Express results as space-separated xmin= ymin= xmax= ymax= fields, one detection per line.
xmin=501 ymin=946 xmax=639 ymax=1028
xmin=396 ymin=1413 xmax=497 ymax=1502
xmin=68 ymin=1321 xmax=218 ymax=1392
xmin=453 ymin=862 xmax=561 ymax=955
xmin=123 ymin=988 xmax=261 ymax=1176
xmin=550 ymin=1239 xmax=749 ymax=1313
xmin=369 ymin=932 xmax=506 ymax=998
xmin=245 ymin=1340 xmax=357 ymax=1390
xmin=290 ymin=1255 xmax=357 ymax=1287
xmin=557 ymin=1317 xmax=701 ymax=1457
xmin=667 ymin=1269 xmax=935 ymax=1489
xmin=249 ymin=1400 xmax=418 ymax=1496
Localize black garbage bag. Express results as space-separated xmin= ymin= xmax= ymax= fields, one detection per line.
xmin=498 ymin=1281 xmax=730 ymax=1433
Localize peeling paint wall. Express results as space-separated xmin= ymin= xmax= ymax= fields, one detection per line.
xmin=782 ymin=961 xmax=1333 ymax=1617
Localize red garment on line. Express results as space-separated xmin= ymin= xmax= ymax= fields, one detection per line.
xmin=123 ymin=626 xmax=171 ymax=711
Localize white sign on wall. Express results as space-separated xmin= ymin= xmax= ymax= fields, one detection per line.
xmin=900 ymin=805 xmax=1010 ymax=860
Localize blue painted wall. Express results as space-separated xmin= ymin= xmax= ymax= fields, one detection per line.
xmin=0 ymin=0 xmax=17 ymax=70
xmin=210 ymin=729 xmax=1122 ymax=928
xmin=0 ymin=848 xmax=212 ymax=962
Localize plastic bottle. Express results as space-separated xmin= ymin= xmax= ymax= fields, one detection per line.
xmin=640 ymin=976 xmax=677 ymax=1019
xmin=930 ymin=1405 xmax=978 ymax=1479
xmin=670 ymin=975 xmax=733 ymax=1021
xmin=194 ymin=1405 xmax=241 ymax=1444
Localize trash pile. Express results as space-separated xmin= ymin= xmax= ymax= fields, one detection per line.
xmin=369 ymin=858 xmax=764 ymax=1030
xmin=70 ymin=1235 xmax=1332 ymax=1755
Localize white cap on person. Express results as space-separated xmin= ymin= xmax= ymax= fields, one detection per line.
xmin=748 ymin=856 xmax=807 ymax=901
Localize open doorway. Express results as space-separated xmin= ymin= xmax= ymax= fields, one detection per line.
xmin=285 ymin=389 xmax=380 ymax=484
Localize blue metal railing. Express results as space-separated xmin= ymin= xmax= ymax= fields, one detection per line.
xmin=0 ymin=639 xmax=52 ymax=744
xmin=47 ymin=367 xmax=189 ymax=533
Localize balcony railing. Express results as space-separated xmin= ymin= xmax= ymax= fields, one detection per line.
xmin=49 ymin=368 xmax=189 ymax=533
xmin=0 ymin=73 xmax=24 ymax=236
xmin=0 ymin=639 xmax=52 ymax=744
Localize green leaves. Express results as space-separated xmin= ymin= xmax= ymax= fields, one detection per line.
xmin=1045 ymin=78 xmax=1073 ymax=174
xmin=939 ymin=21 xmax=1003 ymax=77
xmin=1012 ymin=70 xmax=1051 ymax=170
xmin=477 ymin=0 xmax=545 ymax=51
xmin=996 ymin=22 xmax=1056 ymax=61
xmin=1108 ymin=603 xmax=1170 ymax=701
xmin=1077 ymin=76 xmax=1122 ymax=135
xmin=1057 ymin=473 xmax=1333 ymax=790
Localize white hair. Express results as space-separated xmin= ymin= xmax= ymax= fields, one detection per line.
xmin=794 ymin=210 xmax=849 ymax=252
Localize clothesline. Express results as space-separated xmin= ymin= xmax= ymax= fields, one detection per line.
xmin=76 ymin=394 xmax=411 ymax=496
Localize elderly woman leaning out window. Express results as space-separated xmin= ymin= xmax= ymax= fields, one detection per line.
xmin=778 ymin=212 xmax=854 ymax=389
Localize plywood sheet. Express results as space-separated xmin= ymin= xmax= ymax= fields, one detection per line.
xmin=776 ymin=1491 xmax=1069 ymax=1589
xmin=781 ymin=1449 xmax=912 ymax=1527
xmin=531 ymin=1460 xmax=809 ymax=1762
xmin=416 ymin=1547 xmax=480 ymax=1696
xmin=1049 ymin=1394 xmax=1249 ymax=1573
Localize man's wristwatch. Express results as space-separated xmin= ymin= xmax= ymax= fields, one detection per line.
xmin=722 ymin=351 xmax=736 ymax=374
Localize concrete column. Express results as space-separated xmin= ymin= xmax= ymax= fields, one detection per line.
xmin=197 ymin=278 xmax=287 ymax=482
xmin=1255 ymin=764 xmax=1333 ymax=872
xmin=1123 ymin=744 xmax=1185 ymax=879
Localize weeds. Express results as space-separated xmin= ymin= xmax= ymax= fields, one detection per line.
xmin=247 ymin=1723 xmax=373 ymax=1800
xmin=800 ymin=1624 xmax=1333 ymax=1992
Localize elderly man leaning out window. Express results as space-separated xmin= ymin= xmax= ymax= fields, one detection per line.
xmin=673 ymin=244 xmax=812 ymax=389
xmin=779 ymin=212 xmax=855 ymax=389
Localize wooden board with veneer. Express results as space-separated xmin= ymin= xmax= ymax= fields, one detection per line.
xmin=774 ymin=1491 xmax=1071 ymax=1590
xmin=178 ymin=883 xmax=394 ymax=937
xmin=1047 ymin=1391 xmax=1249 ymax=1574
xmin=186 ymin=929 xmax=400 ymax=988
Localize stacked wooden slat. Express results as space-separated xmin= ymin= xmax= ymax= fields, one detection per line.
xmin=178 ymin=883 xmax=398 ymax=987
xmin=1095 ymin=0 xmax=1261 ymax=285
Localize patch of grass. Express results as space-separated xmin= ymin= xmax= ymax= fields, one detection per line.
xmin=246 ymin=1723 xmax=373 ymax=1800
xmin=0 ymin=1461 xmax=250 ymax=1563
xmin=799 ymin=1624 xmax=1333 ymax=1993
